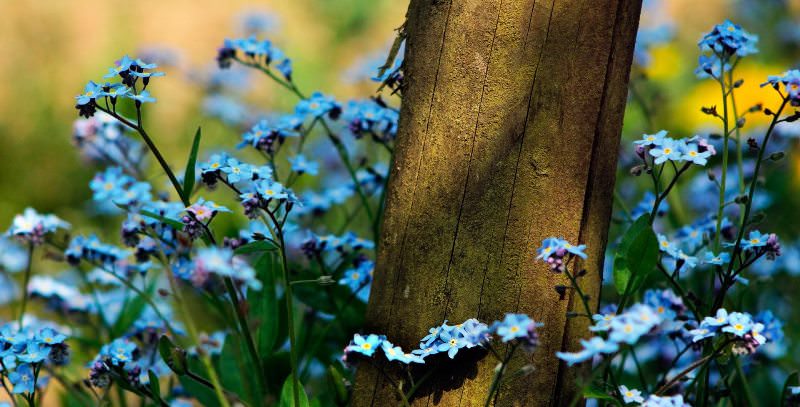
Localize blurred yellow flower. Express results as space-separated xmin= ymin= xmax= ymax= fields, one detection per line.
xmin=677 ymin=63 xmax=785 ymax=131
xmin=644 ymin=44 xmax=684 ymax=82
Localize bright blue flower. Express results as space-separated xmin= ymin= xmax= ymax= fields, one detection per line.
xmin=338 ymin=261 xmax=372 ymax=292
xmin=536 ymin=237 xmax=562 ymax=260
xmin=90 ymin=167 xmax=134 ymax=202
xmin=722 ymin=312 xmax=753 ymax=337
xmin=689 ymin=326 xmax=716 ymax=342
xmin=436 ymin=330 xmax=467 ymax=359
xmin=222 ymin=158 xmax=253 ymax=183
xmin=494 ymin=313 xmax=533 ymax=342
xmin=649 ymin=138 xmax=683 ymax=164
xmin=6 ymin=208 xmax=70 ymax=242
xmin=703 ymin=251 xmax=730 ymax=265
xmin=17 ymin=342 xmax=48 ymax=364
xmin=105 ymin=84 xmax=131 ymax=99
xmin=76 ymin=81 xmax=103 ymax=105
xmin=127 ymin=91 xmax=156 ymax=104
xmin=8 ymin=363 xmax=34 ymax=394
xmin=200 ymin=153 xmax=228 ymax=174
xmin=104 ymin=55 xmax=135 ymax=78
xmin=633 ymin=130 xmax=667 ymax=146
xmin=619 ymin=385 xmax=644 ymax=404
xmin=698 ymin=20 xmax=759 ymax=57
xmin=702 ymin=309 xmax=729 ymax=327
xmin=381 ymin=341 xmax=406 ymax=362
xmin=420 ymin=322 xmax=446 ymax=348
xmin=348 ymin=334 xmax=383 ymax=357
xmin=103 ymin=338 xmax=136 ymax=365
xmin=741 ymin=230 xmax=768 ymax=250
xmin=461 ymin=318 xmax=490 ymax=347
xmin=681 ymin=143 xmax=712 ymax=165
xmin=657 ymin=234 xmax=679 ymax=257
xmin=763 ymin=69 xmax=800 ymax=105
xmin=295 ymin=92 xmax=341 ymax=119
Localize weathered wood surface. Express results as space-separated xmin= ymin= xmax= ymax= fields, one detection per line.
xmin=354 ymin=0 xmax=642 ymax=405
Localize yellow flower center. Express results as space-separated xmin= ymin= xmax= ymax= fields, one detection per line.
xmin=362 ymin=343 xmax=371 ymax=350
xmin=734 ymin=324 xmax=744 ymax=330
xmin=663 ymin=148 xmax=672 ymax=154
xmin=510 ymin=326 xmax=520 ymax=333
xmin=351 ymin=273 xmax=360 ymax=280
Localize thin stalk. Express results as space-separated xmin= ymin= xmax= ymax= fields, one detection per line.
xmin=713 ymin=59 xmax=731 ymax=253
xmin=265 ymin=209 xmax=301 ymax=407
xmin=563 ymin=266 xmax=593 ymax=318
xmin=158 ymin=251 xmax=230 ymax=407
xmin=16 ymin=243 xmax=34 ymax=327
xmin=222 ymin=276 xmax=265 ymax=397
xmin=484 ymin=344 xmax=518 ymax=407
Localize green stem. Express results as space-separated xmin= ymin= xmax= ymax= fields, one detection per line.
xmin=563 ymin=266 xmax=593 ymax=317
xmin=222 ymin=276 xmax=265 ymax=401
xmin=159 ymin=251 xmax=230 ymax=407
xmin=713 ymin=62 xmax=730 ymax=253
xmin=734 ymin=357 xmax=757 ymax=407
xmin=16 ymin=243 xmax=34 ymax=327
xmin=484 ymin=344 xmax=518 ymax=407
xmin=320 ymin=120 xmax=377 ymax=229
xmin=265 ymin=209 xmax=301 ymax=407
xmin=95 ymin=105 xmax=188 ymax=206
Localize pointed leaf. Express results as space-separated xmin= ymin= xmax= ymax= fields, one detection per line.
xmin=235 ymin=240 xmax=278 ymax=255
xmin=158 ymin=335 xmax=187 ymax=375
xmin=147 ymin=370 xmax=163 ymax=404
xmin=182 ymin=127 xmax=202 ymax=202
xmin=279 ymin=375 xmax=309 ymax=407
xmin=613 ymin=215 xmax=658 ymax=295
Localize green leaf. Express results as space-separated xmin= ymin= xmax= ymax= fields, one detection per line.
xmin=158 ymin=335 xmax=188 ymax=375
xmin=327 ymin=365 xmax=349 ymax=404
xmin=111 ymin=280 xmax=156 ymax=336
xmin=216 ymin=337 xmax=247 ymax=401
xmin=613 ymin=214 xmax=658 ymax=296
xmin=182 ymin=127 xmax=202 ymax=202
xmin=781 ymin=371 xmax=798 ymax=406
xmin=235 ymin=240 xmax=278 ymax=255
xmin=252 ymin=254 xmax=279 ymax=355
xmin=139 ymin=209 xmax=185 ymax=230
xmin=279 ymin=375 xmax=309 ymax=407
xmin=583 ymin=384 xmax=622 ymax=406
xmin=179 ymin=358 xmax=219 ymax=407
xmin=147 ymin=370 xmax=163 ymax=404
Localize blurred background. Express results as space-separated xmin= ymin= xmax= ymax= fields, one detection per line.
xmin=2 ymin=0 xmax=800 ymax=402
xmin=2 ymin=0 xmax=799 ymax=228
xmin=0 ymin=0 xmax=406 ymax=230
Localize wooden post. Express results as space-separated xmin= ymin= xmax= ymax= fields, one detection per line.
xmin=354 ymin=0 xmax=642 ymax=405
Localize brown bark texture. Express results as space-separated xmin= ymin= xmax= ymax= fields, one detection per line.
xmin=353 ymin=0 xmax=642 ymax=405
